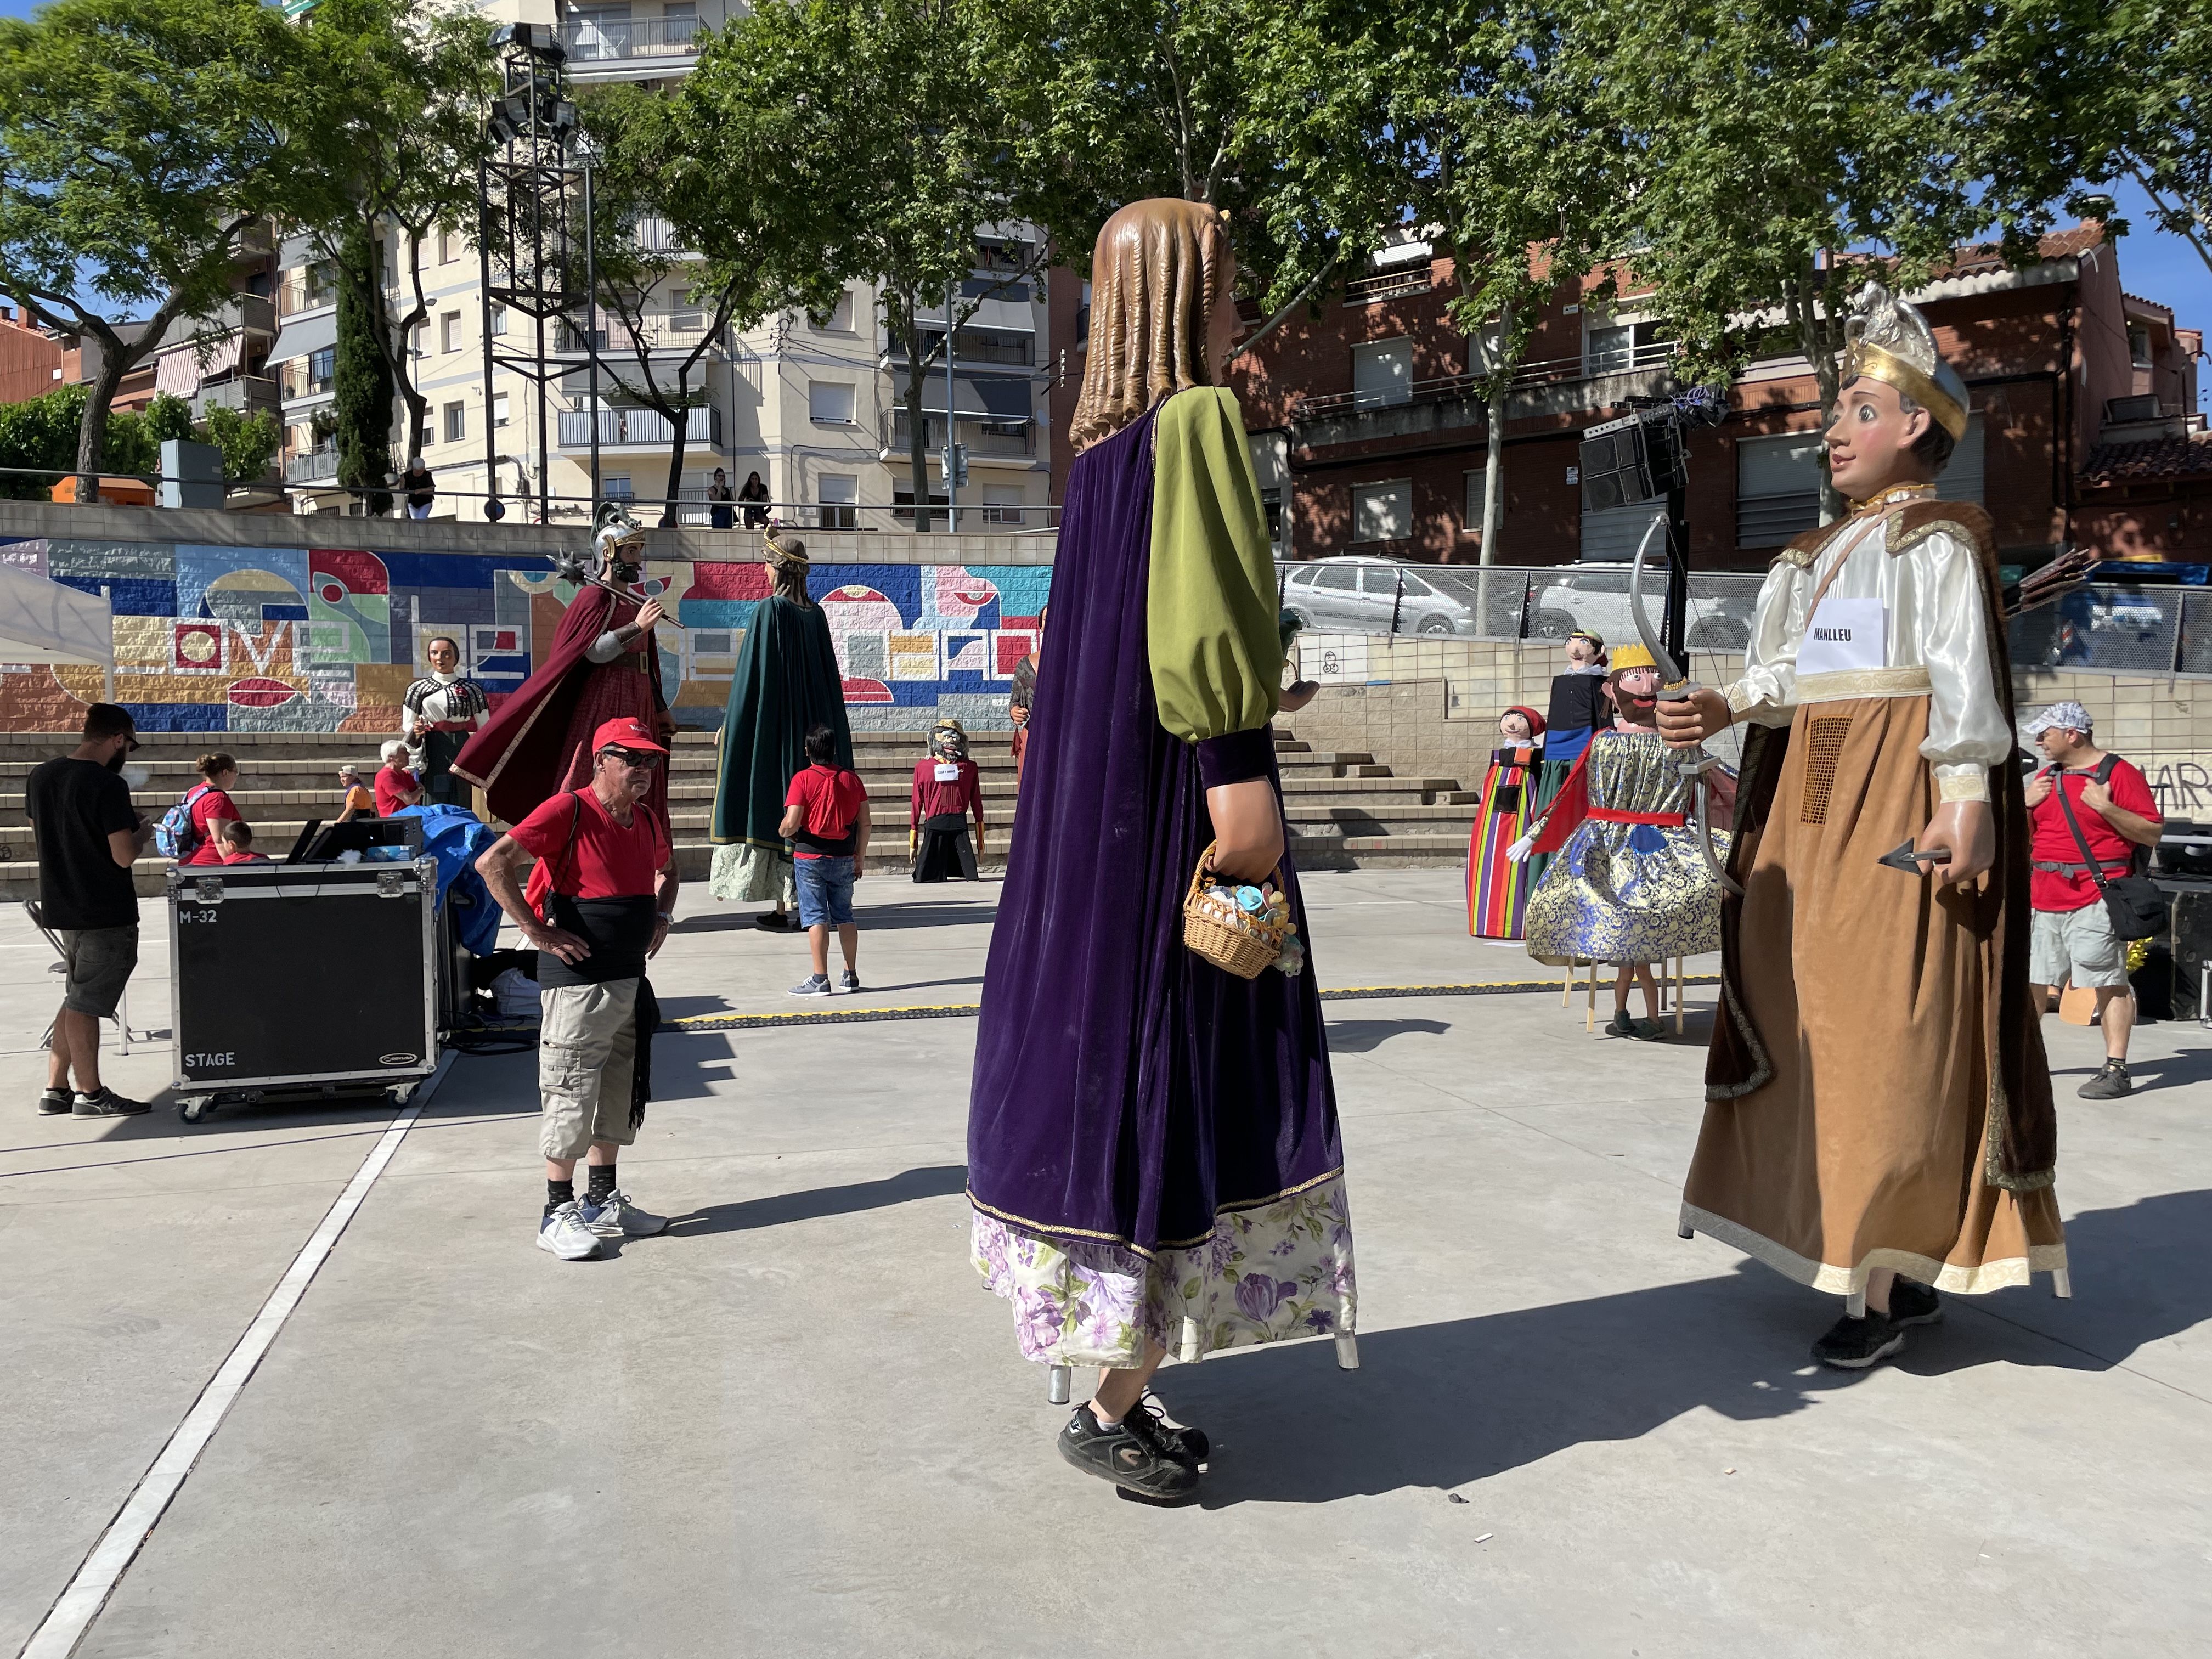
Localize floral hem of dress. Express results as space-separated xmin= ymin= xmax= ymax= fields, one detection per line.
xmin=970 ymin=1176 xmax=1357 ymax=1369
xmin=708 ymin=842 xmax=795 ymax=904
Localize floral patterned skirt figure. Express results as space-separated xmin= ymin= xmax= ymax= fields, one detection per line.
xmin=1467 ymin=706 xmax=1545 ymax=939
xmin=966 ymin=200 xmax=1355 ymax=1502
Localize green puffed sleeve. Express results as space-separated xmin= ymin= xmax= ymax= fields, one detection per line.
xmin=1147 ymin=386 xmax=1282 ymax=743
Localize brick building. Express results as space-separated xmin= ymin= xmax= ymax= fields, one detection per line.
xmin=0 ymin=302 xmax=64 ymax=404
xmin=1216 ymin=224 xmax=2206 ymax=573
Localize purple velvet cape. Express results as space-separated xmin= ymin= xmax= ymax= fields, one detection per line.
xmin=965 ymin=404 xmax=1344 ymax=1256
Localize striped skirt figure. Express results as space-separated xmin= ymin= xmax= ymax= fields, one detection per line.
xmin=1467 ymin=707 xmax=1545 ymax=939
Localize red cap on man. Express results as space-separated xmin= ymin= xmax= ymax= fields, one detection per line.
xmin=592 ymin=715 xmax=668 ymax=754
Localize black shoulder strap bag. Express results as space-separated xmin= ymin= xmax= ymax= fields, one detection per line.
xmin=2051 ymin=757 xmax=2166 ymax=941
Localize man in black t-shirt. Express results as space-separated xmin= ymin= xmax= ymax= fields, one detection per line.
xmin=27 ymin=704 xmax=154 ymax=1117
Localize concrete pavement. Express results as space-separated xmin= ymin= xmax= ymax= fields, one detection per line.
xmin=3 ymin=869 xmax=2208 ymax=1657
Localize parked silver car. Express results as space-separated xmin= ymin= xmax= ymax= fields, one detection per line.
xmin=1279 ymin=557 xmax=1481 ymax=636
xmin=1527 ymin=563 xmax=1759 ymax=653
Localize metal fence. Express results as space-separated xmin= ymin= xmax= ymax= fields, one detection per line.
xmin=1274 ymin=558 xmax=1765 ymax=648
xmin=2007 ymin=582 xmax=2212 ymax=676
xmin=1273 ymin=560 xmax=2212 ymax=674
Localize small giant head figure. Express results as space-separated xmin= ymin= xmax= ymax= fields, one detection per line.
xmin=1565 ymin=630 xmax=1606 ymax=670
xmin=1604 ymin=645 xmax=1663 ymax=728
xmin=930 ymin=717 xmax=969 ymax=761
xmin=1497 ymin=705 xmax=1545 ymax=747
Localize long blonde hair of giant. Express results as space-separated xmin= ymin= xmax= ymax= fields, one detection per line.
xmin=1068 ymin=198 xmax=1235 ymax=454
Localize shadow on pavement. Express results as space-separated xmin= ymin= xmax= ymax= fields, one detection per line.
xmin=1156 ymin=1191 xmax=2212 ymax=1508
xmin=2060 ymin=1045 xmax=2212 ymax=1092
xmin=1327 ymin=1018 xmax=1451 ymax=1054
xmin=663 ymin=1164 xmax=968 ymax=1237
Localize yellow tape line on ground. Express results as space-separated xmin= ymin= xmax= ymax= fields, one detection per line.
xmin=661 ymin=976 xmax=1722 ymax=1034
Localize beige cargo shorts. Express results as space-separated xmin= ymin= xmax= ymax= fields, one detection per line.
xmin=538 ymin=979 xmax=640 ymax=1159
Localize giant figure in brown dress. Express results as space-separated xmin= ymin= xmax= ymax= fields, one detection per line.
xmin=1658 ymin=283 xmax=2065 ymax=1372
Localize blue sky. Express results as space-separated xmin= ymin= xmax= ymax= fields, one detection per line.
xmin=0 ymin=0 xmax=2202 ymax=402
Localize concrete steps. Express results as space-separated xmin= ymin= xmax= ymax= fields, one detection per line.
xmin=0 ymin=725 xmax=1473 ymax=898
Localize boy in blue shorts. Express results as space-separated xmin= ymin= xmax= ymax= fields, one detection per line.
xmin=780 ymin=723 xmax=871 ymax=994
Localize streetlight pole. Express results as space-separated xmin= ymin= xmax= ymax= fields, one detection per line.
xmin=580 ymin=140 xmax=601 ymax=511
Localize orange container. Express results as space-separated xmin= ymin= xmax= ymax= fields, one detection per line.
xmin=49 ymin=474 xmax=156 ymax=505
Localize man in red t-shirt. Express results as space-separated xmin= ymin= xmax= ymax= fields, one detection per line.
xmin=476 ymin=716 xmax=680 ymax=1261
xmin=2023 ymin=701 xmax=2164 ymax=1099
xmin=778 ymin=722 xmax=871 ymax=995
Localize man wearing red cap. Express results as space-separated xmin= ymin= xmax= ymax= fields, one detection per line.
xmin=476 ymin=716 xmax=681 ymax=1262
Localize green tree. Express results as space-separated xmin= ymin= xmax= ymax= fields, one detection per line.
xmin=1587 ymin=0 xmax=2084 ymax=518
xmin=0 ymin=382 xmax=277 ymax=496
xmin=0 ymin=0 xmax=313 ymax=500
xmin=334 ymin=218 xmax=396 ymax=513
xmin=1376 ymin=0 xmax=1629 ymax=562
xmin=291 ymin=0 xmax=498 ymax=466
xmin=685 ymin=0 xmax=1047 ymax=531
xmin=984 ymin=0 xmax=1410 ymax=340
xmin=199 ymin=405 xmax=282 ymax=484
xmin=576 ymin=83 xmax=839 ymax=526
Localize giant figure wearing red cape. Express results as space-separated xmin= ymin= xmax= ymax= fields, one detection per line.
xmin=453 ymin=504 xmax=676 ymax=827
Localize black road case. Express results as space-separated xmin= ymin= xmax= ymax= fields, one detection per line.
xmin=168 ymin=859 xmax=441 ymax=1122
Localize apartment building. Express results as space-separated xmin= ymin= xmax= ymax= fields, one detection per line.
xmin=267 ymin=0 xmax=1056 ymax=527
xmin=1223 ymin=223 xmax=2208 ymax=572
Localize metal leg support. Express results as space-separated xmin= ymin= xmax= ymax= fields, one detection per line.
xmin=1844 ymin=1286 xmax=1867 ymax=1320
xmin=1334 ymin=1333 xmax=1359 ymax=1370
xmin=2052 ymin=1269 xmax=2072 ymax=1300
xmin=1046 ymin=1364 xmax=1072 ymax=1405
xmin=1586 ymin=959 xmax=1597 ymax=1033
xmin=1674 ymin=956 xmax=1685 ymax=1036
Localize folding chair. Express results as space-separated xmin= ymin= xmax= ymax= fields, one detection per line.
xmin=28 ymin=900 xmax=151 ymax=1057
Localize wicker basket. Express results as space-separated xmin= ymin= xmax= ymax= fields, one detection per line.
xmin=1182 ymin=842 xmax=1290 ymax=980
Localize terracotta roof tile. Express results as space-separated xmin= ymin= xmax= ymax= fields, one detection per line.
xmin=2080 ymin=432 xmax=2212 ymax=483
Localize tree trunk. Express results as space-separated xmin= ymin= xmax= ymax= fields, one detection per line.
xmin=905 ymin=341 xmax=934 ymax=533
xmin=1791 ymin=264 xmax=1846 ymax=524
xmin=1479 ymin=297 xmax=1515 ymax=568
xmin=73 ymin=337 xmax=132 ymax=506
xmin=660 ymin=375 xmax=691 ymax=529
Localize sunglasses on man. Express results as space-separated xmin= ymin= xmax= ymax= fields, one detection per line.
xmin=600 ymin=746 xmax=662 ymax=770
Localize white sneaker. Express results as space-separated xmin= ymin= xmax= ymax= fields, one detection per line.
xmin=538 ymin=1200 xmax=603 ymax=1260
xmin=580 ymin=1189 xmax=668 ymax=1238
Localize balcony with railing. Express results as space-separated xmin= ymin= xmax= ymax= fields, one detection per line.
xmin=556 ymin=404 xmax=722 ymax=450
xmin=561 ymin=15 xmax=708 ymax=68
xmin=558 ymin=315 xmax=726 ymax=357
xmin=1344 ymin=265 xmax=1434 ymax=304
xmin=194 ymin=375 xmax=280 ymax=419
xmin=284 ymin=448 xmax=340 ymax=485
xmin=207 ymin=294 xmax=279 ymax=340
xmin=890 ymin=413 xmax=1038 ymax=459
xmin=1291 ymin=340 xmax=1681 ymax=426
xmin=278 ymin=356 xmax=335 ymax=402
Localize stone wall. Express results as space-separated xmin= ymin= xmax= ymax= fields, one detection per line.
xmin=0 ymin=504 xmax=1054 ymax=736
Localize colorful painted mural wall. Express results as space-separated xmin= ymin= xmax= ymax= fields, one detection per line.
xmin=0 ymin=537 xmax=1050 ymax=734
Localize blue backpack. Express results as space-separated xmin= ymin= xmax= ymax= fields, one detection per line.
xmin=155 ymin=783 xmax=214 ymax=861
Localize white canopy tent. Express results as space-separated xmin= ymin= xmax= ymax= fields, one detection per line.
xmin=0 ymin=565 xmax=116 ymax=698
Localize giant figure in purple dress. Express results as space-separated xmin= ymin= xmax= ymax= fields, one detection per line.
xmin=966 ymin=199 xmax=1357 ymax=1503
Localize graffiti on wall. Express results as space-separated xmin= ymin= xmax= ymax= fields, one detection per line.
xmin=0 ymin=536 xmax=1051 ymax=734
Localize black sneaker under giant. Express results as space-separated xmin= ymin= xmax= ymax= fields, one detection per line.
xmin=1811 ymin=1310 xmax=1906 ymax=1370
xmin=1887 ymin=1278 xmax=1943 ymax=1328
xmin=1058 ymin=1404 xmax=1199 ymax=1499
xmin=1132 ymin=1395 xmax=1209 ymax=1468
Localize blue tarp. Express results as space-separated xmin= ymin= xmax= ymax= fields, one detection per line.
xmin=393 ymin=804 xmax=501 ymax=956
